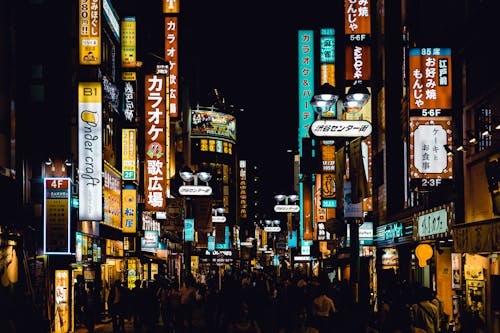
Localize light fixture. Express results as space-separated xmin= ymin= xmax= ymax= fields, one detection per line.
xmin=45 ymin=158 xmax=53 ymax=166
xmin=64 ymin=159 xmax=72 ymax=167
xmin=467 ymin=131 xmax=478 ymax=144
xmin=197 ymin=171 xmax=212 ymax=184
xmin=312 ymin=83 xmax=339 ymax=104
xmin=179 ymin=166 xmax=194 ymax=182
xmin=443 ymin=145 xmax=454 ymax=156
xmin=346 ymin=83 xmax=371 ymax=108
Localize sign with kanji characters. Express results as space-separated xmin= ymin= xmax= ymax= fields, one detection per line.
xmin=122 ymin=188 xmax=137 ymax=233
xmin=103 ymin=162 xmax=122 ymax=229
xmin=121 ymin=16 xmax=136 ymax=68
xmin=164 ymin=16 xmax=178 ymax=117
xmin=345 ymin=0 xmax=371 ymax=41
xmin=345 ymin=44 xmax=371 ymax=83
xmin=122 ymin=129 xmax=137 ymax=180
xmin=144 ymin=74 xmax=167 ymax=211
xmin=44 ymin=178 xmax=71 ymax=254
xmin=311 ymin=119 xmax=372 ymax=137
xmin=79 ymin=0 xmax=101 ymax=65
xmin=409 ymin=48 xmax=452 ymax=111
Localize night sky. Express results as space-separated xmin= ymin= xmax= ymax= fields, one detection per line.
xmin=122 ymin=1 xmax=343 ymax=197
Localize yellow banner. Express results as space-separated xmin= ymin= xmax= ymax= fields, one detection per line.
xmin=79 ymin=0 xmax=101 ymax=65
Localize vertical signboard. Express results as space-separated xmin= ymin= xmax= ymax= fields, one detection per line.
xmin=164 ymin=16 xmax=179 ymax=117
xmin=345 ymin=44 xmax=371 ymax=83
xmin=409 ymin=48 xmax=452 ymax=113
xmin=239 ymin=160 xmax=247 ymax=219
xmin=103 ymin=162 xmax=122 ymax=229
xmin=122 ymin=188 xmax=137 ymax=233
xmin=44 ymin=178 xmax=71 ymax=254
xmin=78 ymin=82 xmax=103 ymax=221
xmin=163 ymin=0 xmax=180 ymax=13
xmin=144 ymin=74 xmax=167 ymax=211
xmin=184 ymin=218 xmax=194 ymax=242
xmin=79 ymin=0 xmax=101 ymax=65
xmin=298 ymin=30 xmax=315 ymax=156
xmin=54 ymin=270 xmax=69 ymax=333
xmin=122 ymin=80 xmax=136 ymax=123
xmin=122 ymin=129 xmax=137 ymax=181
xmin=409 ymin=117 xmax=453 ymax=189
xmin=121 ymin=16 xmax=136 ymax=68
xmin=345 ymin=0 xmax=371 ymax=40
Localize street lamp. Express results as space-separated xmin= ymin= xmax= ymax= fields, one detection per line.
xmin=273 ymin=193 xmax=300 ymax=274
xmin=310 ymin=81 xmax=371 ymax=303
xmin=177 ymin=166 xmax=212 ymax=279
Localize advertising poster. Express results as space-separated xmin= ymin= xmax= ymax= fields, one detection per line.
xmin=451 ymin=252 xmax=462 ymax=290
xmin=191 ymin=109 xmax=236 ymax=143
xmin=79 ymin=0 xmax=101 ymax=65
xmin=104 ymin=162 xmax=122 ymax=228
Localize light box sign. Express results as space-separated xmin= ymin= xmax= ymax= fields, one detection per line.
xmin=141 ymin=230 xmax=158 ymax=251
xmin=409 ymin=117 xmax=453 ymax=189
xmin=122 ymin=188 xmax=137 ymax=233
xmin=121 ymin=16 xmax=136 ymax=68
xmin=122 ymin=129 xmax=137 ymax=180
xmin=298 ymin=30 xmax=315 ymax=156
xmin=103 ymin=162 xmax=122 ymax=229
xmin=184 ymin=219 xmax=194 ymax=242
xmin=79 ymin=0 xmax=101 ymax=65
xmin=191 ymin=108 xmax=237 ymax=144
xmin=345 ymin=45 xmax=371 ymax=83
xmin=163 ymin=0 xmax=180 ymax=13
xmin=44 ymin=178 xmax=71 ymax=254
xmin=409 ymin=48 xmax=452 ymax=112
xmin=144 ymin=74 xmax=167 ymax=211
xmin=320 ymin=28 xmax=336 ymax=118
xmin=122 ymin=81 xmax=136 ymax=123
xmin=78 ymin=82 xmax=103 ymax=221
xmin=345 ymin=0 xmax=371 ymax=40
xmin=164 ymin=16 xmax=178 ymax=117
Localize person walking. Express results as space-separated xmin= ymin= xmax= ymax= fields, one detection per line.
xmin=410 ymin=287 xmax=440 ymax=333
xmin=130 ymin=279 xmax=144 ymax=333
xmin=311 ymin=279 xmax=336 ymax=333
xmin=108 ymin=280 xmax=126 ymax=333
xmin=83 ymin=282 xmax=99 ymax=333
xmin=226 ymin=300 xmax=262 ymax=333
xmin=179 ymin=274 xmax=197 ymax=332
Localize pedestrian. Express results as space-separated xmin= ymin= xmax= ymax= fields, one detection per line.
xmin=158 ymin=279 xmax=170 ymax=331
xmin=278 ymin=302 xmax=318 ymax=333
xmin=179 ymin=274 xmax=197 ymax=332
xmin=226 ymin=300 xmax=262 ymax=333
xmin=83 ymin=281 xmax=99 ymax=333
xmin=108 ymin=280 xmax=126 ymax=333
xmin=311 ymin=278 xmax=336 ymax=332
xmin=74 ymin=275 xmax=86 ymax=329
xmin=166 ymin=280 xmax=182 ymax=333
xmin=410 ymin=287 xmax=440 ymax=333
xmin=130 ymin=279 xmax=144 ymax=333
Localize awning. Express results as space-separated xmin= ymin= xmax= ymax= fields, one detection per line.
xmin=452 ymin=218 xmax=500 ymax=253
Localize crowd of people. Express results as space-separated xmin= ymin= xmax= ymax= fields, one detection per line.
xmin=75 ymin=267 xmax=485 ymax=333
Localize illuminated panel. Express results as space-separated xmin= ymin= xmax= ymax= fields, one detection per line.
xmin=164 ymin=17 xmax=179 ymax=117
xmin=122 ymin=188 xmax=137 ymax=233
xmin=103 ymin=162 xmax=122 ymax=229
xmin=409 ymin=48 xmax=452 ymax=112
xmin=191 ymin=108 xmax=237 ymax=144
xmin=121 ymin=16 xmax=136 ymax=68
xmin=78 ymin=82 xmax=103 ymax=221
xmin=54 ymin=270 xmax=69 ymax=333
xmin=163 ymin=0 xmax=180 ymax=13
xmin=122 ymin=81 xmax=136 ymax=123
xmin=122 ymin=129 xmax=137 ymax=181
xmin=409 ymin=116 xmax=453 ymax=190
xmin=345 ymin=0 xmax=371 ymax=40
xmin=144 ymin=74 xmax=167 ymax=211
xmin=345 ymin=44 xmax=371 ymax=83
xmin=320 ymin=28 xmax=336 ymax=118
xmin=239 ymin=160 xmax=247 ymax=219
xmin=298 ymin=30 xmax=315 ymax=156
xmin=44 ymin=178 xmax=71 ymax=254
xmin=79 ymin=0 xmax=101 ymax=65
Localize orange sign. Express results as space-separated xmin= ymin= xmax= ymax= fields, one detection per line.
xmin=409 ymin=48 xmax=452 ymax=110
xmin=345 ymin=44 xmax=371 ymax=82
xmin=345 ymin=0 xmax=371 ymax=37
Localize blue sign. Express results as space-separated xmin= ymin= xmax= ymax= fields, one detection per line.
xmin=184 ymin=219 xmax=194 ymax=241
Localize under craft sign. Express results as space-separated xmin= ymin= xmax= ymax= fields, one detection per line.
xmin=311 ymin=119 xmax=372 ymax=137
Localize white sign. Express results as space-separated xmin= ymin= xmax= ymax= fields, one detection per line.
xmin=311 ymin=119 xmax=372 ymax=137
xmin=264 ymin=226 xmax=281 ymax=232
xmin=179 ymin=185 xmax=212 ymax=196
xmin=212 ymin=216 xmax=226 ymax=223
xmin=274 ymin=205 xmax=300 ymax=213
xmin=78 ymin=83 xmax=103 ymax=221
xmin=414 ymin=124 xmax=448 ymax=173
xmin=418 ymin=208 xmax=448 ymax=237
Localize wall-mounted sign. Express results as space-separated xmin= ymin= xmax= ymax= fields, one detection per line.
xmin=191 ymin=108 xmax=237 ymax=144
xmin=212 ymin=216 xmax=226 ymax=223
xmin=44 ymin=178 xmax=71 ymax=254
xmin=311 ymin=119 xmax=372 ymax=137
xmin=264 ymin=226 xmax=281 ymax=233
xmin=179 ymin=185 xmax=212 ymax=196
xmin=274 ymin=205 xmax=300 ymax=213
xmin=79 ymin=0 xmax=101 ymax=65
xmin=184 ymin=219 xmax=194 ymax=241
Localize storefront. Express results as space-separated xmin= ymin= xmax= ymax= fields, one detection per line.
xmin=452 ymin=218 xmax=500 ymax=332
xmin=412 ymin=202 xmax=455 ymax=324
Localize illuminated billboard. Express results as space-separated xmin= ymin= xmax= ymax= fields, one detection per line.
xmin=79 ymin=0 xmax=101 ymax=65
xmin=122 ymin=129 xmax=137 ymax=181
xmin=191 ymin=108 xmax=236 ymax=144
xmin=44 ymin=178 xmax=71 ymax=254
xmin=103 ymin=162 xmax=122 ymax=229
xmin=144 ymin=74 xmax=167 ymax=211
xmin=298 ymin=30 xmax=315 ymax=156
xmin=78 ymin=82 xmax=103 ymax=221
xmin=345 ymin=44 xmax=371 ymax=83
xmin=164 ymin=17 xmax=179 ymax=117
xmin=121 ymin=16 xmax=136 ymax=68
xmin=345 ymin=0 xmax=371 ymax=40
xmin=409 ymin=117 xmax=453 ymax=189
xmin=409 ymin=48 xmax=452 ymax=112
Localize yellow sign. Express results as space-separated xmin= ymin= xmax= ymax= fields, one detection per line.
xmin=121 ymin=17 xmax=136 ymax=68
xmin=79 ymin=0 xmax=101 ymax=65
xmin=54 ymin=270 xmax=69 ymax=333
xmin=122 ymin=189 xmax=137 ymax=233
xmin=122 ymin=71 xmax=137 ymax=81
xmin=163 ymin=0 xmax=180 ymax=13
